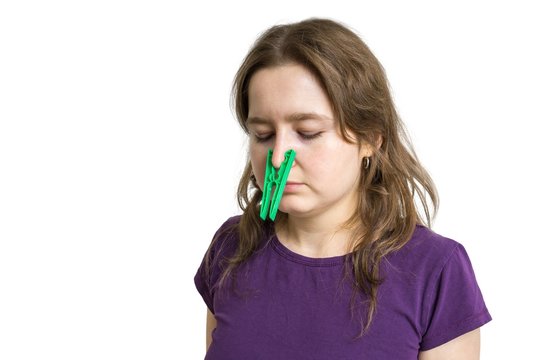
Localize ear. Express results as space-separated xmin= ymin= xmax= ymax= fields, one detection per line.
xmin=376 ymin=132 xmax=384 ymax=150
xmin=359 ymin=132 xmax=383 ymax=157
xmin=374 ymin=132 xmax=383 ymax=150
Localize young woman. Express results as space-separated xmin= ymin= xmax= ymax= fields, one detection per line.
xmin=195 ymin=18 xmax=491 ymax=359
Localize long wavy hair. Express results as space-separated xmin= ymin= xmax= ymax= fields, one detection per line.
xmin=210 ymin=18 xmax=438 ymax=335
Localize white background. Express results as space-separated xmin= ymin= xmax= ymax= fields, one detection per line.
xmin=1 ymin=1 xmax=538 ymax=359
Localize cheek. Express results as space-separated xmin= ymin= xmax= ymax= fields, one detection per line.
xmin=316 ymin=144 xmax=361 ymax=180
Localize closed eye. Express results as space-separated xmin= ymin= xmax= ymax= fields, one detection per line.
xmin=299 ymin=132 xmax=323 ymax=140
xmin=252 ymin=131 xmax=323 ymax=143
xmin=254 ymin=133 xmax=274 ymax=143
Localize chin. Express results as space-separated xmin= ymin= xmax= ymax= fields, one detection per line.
xmin=279 ymin=207 xmax=313 ymax=218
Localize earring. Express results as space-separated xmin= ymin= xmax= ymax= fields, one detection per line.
xmin=363 ymin=157 xmax=371 ymax=169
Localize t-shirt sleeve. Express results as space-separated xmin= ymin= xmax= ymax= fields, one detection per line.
xmin=194 ymin=216 xmax=239 ymax=314
xmin=194 ymin=257 xmax=214 ymax=313
xmin=420 ymin=243 xmax=492 ymax=350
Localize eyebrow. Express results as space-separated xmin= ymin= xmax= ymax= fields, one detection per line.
xmin=246 ymin=112 xmax=333 ymax=125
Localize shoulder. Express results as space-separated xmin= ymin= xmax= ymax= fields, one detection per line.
xmin=408 ymin=225 xmax=461 ymax=254
xmin=382 ymin=224 xmax=475 ymax=293
xmin=381 ymin=225 xmax=491 ymax=350
xmin=213 ymin=215 xmax=242 ymax=242
xmin=207 ymin=215 xmax=242 ymax=260
xmin=194 ymin=215 xmax=241 ymax=313
xmin=401 ymin=226 xmax=492 ymax=350
xmin=390 ymin=225 xmax=464 ymax=271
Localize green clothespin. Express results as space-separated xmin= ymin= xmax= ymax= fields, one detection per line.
xmin=260 ymin=149 xmax=296 ymax=221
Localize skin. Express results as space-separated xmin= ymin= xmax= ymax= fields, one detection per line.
xmin=205 ymin=63 xmax=481 ymax=358
xmin=206 ymin=309 xmax=216 ymax=351
xmin=247 ymin=63 xmax=371 ymax=258
xmin=419 ymin=329 xmax=481 ymax=359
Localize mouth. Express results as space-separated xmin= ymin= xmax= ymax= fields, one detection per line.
xmin=284 ymin=182 xmax=304 ymax=192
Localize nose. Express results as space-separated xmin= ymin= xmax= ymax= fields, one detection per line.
xmin=271 ymin=149 xmax=284 ymax=169
xmin=271 ymin=136 xmax=291 ymax=169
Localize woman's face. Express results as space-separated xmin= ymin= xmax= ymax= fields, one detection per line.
xmin=247 ymin=64 xmax=372 ymax=220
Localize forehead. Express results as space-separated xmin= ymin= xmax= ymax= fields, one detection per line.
xmin=246 ymin=64 xmax=334 ymax=124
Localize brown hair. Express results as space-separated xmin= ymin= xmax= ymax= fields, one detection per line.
xmin=212 ymin=18 xmax=438 ymax=335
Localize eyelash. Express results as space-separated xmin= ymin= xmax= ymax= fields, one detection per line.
xmin=254 ymin=132 xmax=323 ymax=143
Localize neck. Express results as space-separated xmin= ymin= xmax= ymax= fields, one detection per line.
xmin=276 ymin=212 xmax=359 ymax=258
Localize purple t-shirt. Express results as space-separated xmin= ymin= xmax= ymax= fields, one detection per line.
xmin=195 ymin=216 xmax=491 ymax=359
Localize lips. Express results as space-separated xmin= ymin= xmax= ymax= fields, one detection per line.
xmin=284 ymin=182 xmax=304 ymax=192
